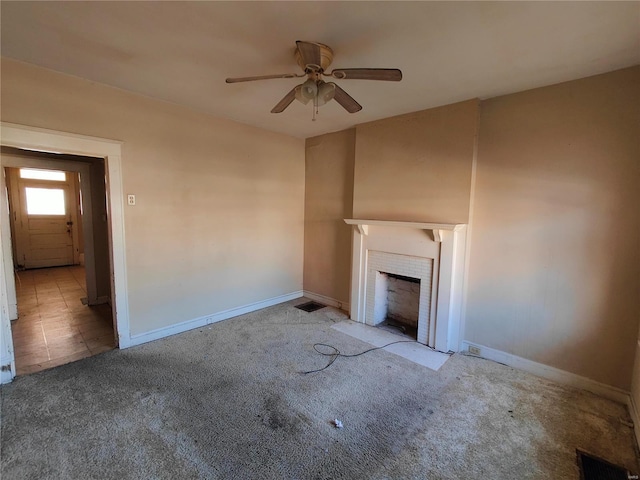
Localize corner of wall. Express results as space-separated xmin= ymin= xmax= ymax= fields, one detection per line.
xmin=457 ymin=100 xmax=481 ymax=350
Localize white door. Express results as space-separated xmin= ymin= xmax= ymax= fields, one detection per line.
xmin=10 ymin=168 xmax=79 ymax=269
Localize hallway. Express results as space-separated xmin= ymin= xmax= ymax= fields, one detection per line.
xmin=10 ymin=266 xmax=115 ymax=375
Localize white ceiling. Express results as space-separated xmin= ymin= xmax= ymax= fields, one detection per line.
xmin=2 ymin=2 xmax=639 ymax=139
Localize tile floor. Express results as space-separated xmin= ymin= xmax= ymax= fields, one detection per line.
xmin=11 ymin=265 xmax=115 ymax=375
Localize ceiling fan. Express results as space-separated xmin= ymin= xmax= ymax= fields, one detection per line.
xmin=225 ymin=41 xmax=402 ymax=117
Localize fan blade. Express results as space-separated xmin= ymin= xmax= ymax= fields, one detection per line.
xmin=332 ymin=84 xmax=362 ymax=113
xmin=328 ymin=68 xmax=402 ymax=81
xmin=226 ymin=73 xmax=302 ymax=83
xmin=271 ymin=87 xmax=297 ymax=113
xmin=296 ymin=40 xmax=322 ymax=69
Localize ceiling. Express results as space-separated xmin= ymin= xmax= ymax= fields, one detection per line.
xmin=1 ymin=2 xmax=639 ymax=139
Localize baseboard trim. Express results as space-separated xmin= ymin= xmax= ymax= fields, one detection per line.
xmin=0 ymin=355 xmax=15 ymax=384
xmin=461 ymin=341 xmax=629 ymax=405
xmin=0 ymin=370 xmax=12 ymax=384
xmin=128 ymin=290 xmax=304 ymax=347
xmin=302 ymin=290 xmax=349 ymax=312
xmin=9 ymin=303 xmax=17 ymax=321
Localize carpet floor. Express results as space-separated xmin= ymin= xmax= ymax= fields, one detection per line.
xmin=1 ymin=300 xmax=638 ymax=479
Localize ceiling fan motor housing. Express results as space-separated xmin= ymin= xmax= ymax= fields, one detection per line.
xmin=295 ymin=42 xmax=334 ymax=72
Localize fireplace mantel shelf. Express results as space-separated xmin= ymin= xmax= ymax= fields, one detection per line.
xmin=344 ymin=219 xmax=465 ymax=242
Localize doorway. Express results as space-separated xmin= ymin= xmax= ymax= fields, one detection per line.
xmin=3 ymin=153 xmax=115 ymax=375
xmin=1 ymin=122 xmax=130 ymax=383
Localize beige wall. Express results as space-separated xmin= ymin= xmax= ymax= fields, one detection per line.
xmin=353 ymin=99 xmax=479 ymax=223
xmin=1 ymin=58 xmax=305 ymax=336
xmin=302 ymin=67 xmax=639 ymax=391
xmin=303 ymin=99 xmax=479 ymax=306
xmin=303 ymin=130 xmax=355 ymax=305
xmin=465 ymin=67 xmax=640 ymax=390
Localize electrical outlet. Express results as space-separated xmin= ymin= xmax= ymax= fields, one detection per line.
xmin=127 ymin=194 xmax=136 ymax=206
xmin=468 ymin=345 xmax=481 ymax=356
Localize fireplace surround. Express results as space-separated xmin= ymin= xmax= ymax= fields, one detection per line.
xmin=345 ymin=219 xmax=467 ymax=352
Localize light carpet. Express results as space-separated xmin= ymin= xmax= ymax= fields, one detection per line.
xmin=1 ymin=300 xmax=638 ymax=479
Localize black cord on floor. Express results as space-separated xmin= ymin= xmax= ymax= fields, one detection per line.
xmin=301 ymin=340 xmax=453 ymax=374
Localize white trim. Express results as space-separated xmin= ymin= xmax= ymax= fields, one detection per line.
xmin=345 ymin=219 xmax=465 ymax=244
xmin=0 ymin=216 xmax=16 ymax=382
xmin=350 ymin=227 xmax=366 ymax=322
xmin=102 ymin=146 xmax=130 ymax=348
xmin=458 ymin=104 xmax=481 ymax=351
xmin=0 ymin=164 xmax=17 ymax=322
xmin=344 ymin=219 xmax=464 ymax=231
xmin=0 ymin=357 xmax=13 ymax=384
xmin=1 ymin=123 xmax=123 ymax=155
xmin=0 ymin=123 xmax=130 ymax=376
xmin=129 ymin=291 xmax=304 ymax=347
xmin=446 ymin=226 xmax=467 ymax=352
xmin=302 ymin=290 xmax=350 ymax=312
xmin=461 ymin=341 xmax=629 ymax=404
xmin=435 ymin=231 xmax=454 ymax=350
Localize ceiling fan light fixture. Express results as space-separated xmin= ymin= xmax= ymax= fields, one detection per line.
xmin=294 ymin=85 xmax=312 ymax=105
xmin=316 ymin=82 xmax=336 ymax=106
xmin=300 ymin=78 xmax=318 ymax=100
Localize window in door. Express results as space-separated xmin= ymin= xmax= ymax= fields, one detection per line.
xmin=24 ymin=187 xmax=66 ymax=215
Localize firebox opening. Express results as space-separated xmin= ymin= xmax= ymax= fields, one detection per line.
xmin=374 ymin=271 xmax=420 ymax=340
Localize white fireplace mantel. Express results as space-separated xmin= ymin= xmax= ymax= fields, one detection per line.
xmin=345 ymin=218 xmax=468 ymax=352
xmin=344 ymin=219 xmax=465 ymax=242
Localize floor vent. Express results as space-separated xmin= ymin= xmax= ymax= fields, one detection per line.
xmin=295 ymin=301 xmax=326 ymax=313
xmin=577 ymin=450 xmax=631 ymax=480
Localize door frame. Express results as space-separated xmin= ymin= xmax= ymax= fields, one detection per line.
xmin=0 ymin=122 xmax=131 ymax=383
